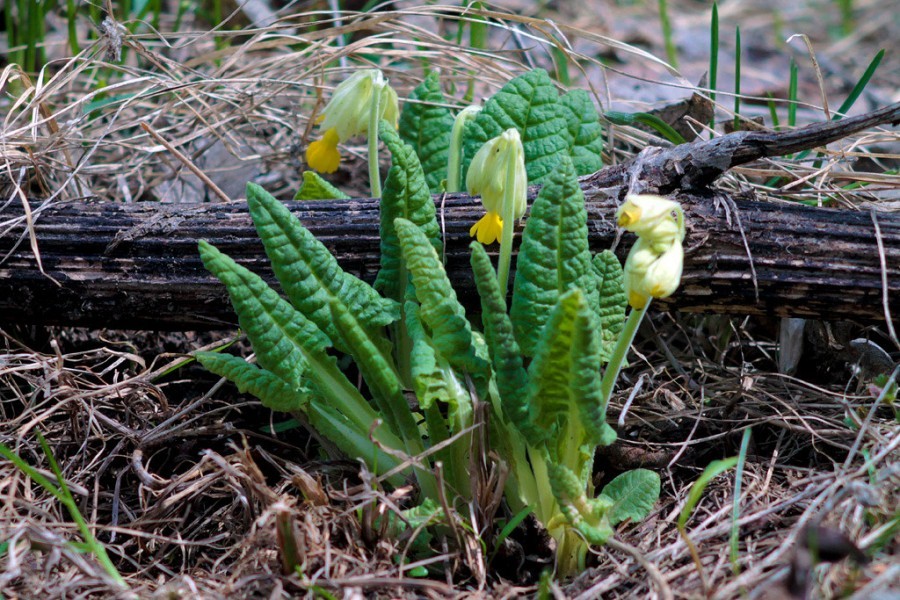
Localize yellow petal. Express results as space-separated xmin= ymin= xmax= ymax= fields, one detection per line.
xmin=306 ymin=128 xmax=341 ymax=173
xmin=469 ymin=211 xmax=504 ymax=245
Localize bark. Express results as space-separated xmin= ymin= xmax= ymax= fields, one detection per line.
xmin=1 ymin=189 xmax=897 ymax=330
xmin=2 ymin=102 xmax=898 ymax=331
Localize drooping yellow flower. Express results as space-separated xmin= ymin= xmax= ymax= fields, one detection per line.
xmin=618 ymin=194 xmax=685 ymax=309
xmin=623 ymin=237 xmax=684 ymax=309
xmin=616 ymin=194 xmax=684 ymax=251
xmin=467 ymin=128 xmax=527 ymax=245
xmin=305 ymin=69 xmax=399 ymax=173
xmin=305 ymin=128 xmax=341 ymax=173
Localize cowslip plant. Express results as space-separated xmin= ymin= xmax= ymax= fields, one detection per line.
xmin=199 ymin=68 xmax=680 ymax=578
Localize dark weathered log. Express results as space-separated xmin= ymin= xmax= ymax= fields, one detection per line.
xmin=1 ymin=188 xmax=897 ymax=330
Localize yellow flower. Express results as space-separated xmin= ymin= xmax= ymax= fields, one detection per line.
xmin=623 ymin=238 xmax=684 ymax=309
xmin=618 ymin=195 xmax=685 ymax=309
xmin=305 ymin=128 xmax=341 ymax=173
xmin=470 ymin=211 xmax=504 ymax=245
xmin=306 ymin=69 xmax=399 ymax=173
xmin=615 ymin=194 xmax=684 ymax=250
xmin=466 ymin=128 xmax=527 ymax=244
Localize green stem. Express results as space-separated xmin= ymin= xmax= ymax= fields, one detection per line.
xmin=446 ymin=106 xmax=480 ymax=193
xmin=599 ymin=301 xmax=649 ymax=403
xmin=496 ymin=149 xmax=518 ymax=293
xmin=368 ymin=90 xmax=382 ymax=198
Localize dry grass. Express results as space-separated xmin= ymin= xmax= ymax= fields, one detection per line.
xmin=1 ymin=1 xmax=898 ymax=598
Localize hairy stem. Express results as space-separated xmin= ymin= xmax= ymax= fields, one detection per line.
xmin=600 ymin=302 xmax=649 ymax=403
xmin=368 ymin=91 xmax=382 ymax=198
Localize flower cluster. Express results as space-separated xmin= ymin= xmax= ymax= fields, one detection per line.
xmin=467 ymin=128 xmax=527 ymax=245
xmin=615 ymin=195 xmax=685 ymax=309
xmin=306 ymin=70 xmax=399 ymax=174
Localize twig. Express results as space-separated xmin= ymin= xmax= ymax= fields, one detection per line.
xmin=139 ymin=122 xmax=233 ymax=203
xmin=870 ymin=210 xmax=899 ymax=348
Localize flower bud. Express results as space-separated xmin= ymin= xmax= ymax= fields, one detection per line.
xmin=615 ymin=194 xmax=684 ymax=245
xmin=467 ymin=128 xmax=527 ymax=244
xmin=623 ymin=237 xmax=684 ymax=309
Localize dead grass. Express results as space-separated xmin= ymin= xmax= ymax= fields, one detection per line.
xmin=1 ymin=1 xmax=898 ymax=598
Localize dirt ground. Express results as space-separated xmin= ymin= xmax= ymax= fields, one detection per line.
xmin=1 ymin=1 xmax=897 ymax=598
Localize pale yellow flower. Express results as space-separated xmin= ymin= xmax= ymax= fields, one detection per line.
xmin=467 ymin=129 xmax=527 ymax=245
xmin=306 ymin=69 xmax=399 ymax=173
xmin=616 ymin=194 xmax=684 ymax=249
xmin=618 ymin=195 xmax=685 ymax=309
xmin=623 ymin=238 xmax=684 ymax=309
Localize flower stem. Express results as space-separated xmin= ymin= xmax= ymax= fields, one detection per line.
xmin=599 ymin=301 xmax=649 ymax=403
xmin=496 ymin=150 xmax=518 ymax=293
xmin=368 ymin=91 xmax=382 ymax=198
xmin=446 ymin=106 xmax=480 ymax=193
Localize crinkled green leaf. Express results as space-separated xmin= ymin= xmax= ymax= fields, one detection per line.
xmin=470 ymin=242 xmax=539 ymax=441
xmin=463 ymin=69 xmax=569 ymax=184
xmin=376 ymin=122 xmax=442 ymax=302
xmin=198 ymin=240 xmax=388 ymax=440
xmin=398 ymin=71 xmax=454 ymax=194
xmin=547 ymin=462 xmax=614 ymax=545
xmin=406 ymin=301 xmax=472 ymax=497
xmin=601 ymin=469 xmax=661 ymax=526
xmin=592 ymin=250 xmax=627 ymax=360
xmin=395 ymin=218 xmax=488 ymax=379
xmin=196 ymin=351 xmax=309 ymax=413
xmin=293 ymin=171 xmax=350 ymax=200
xmin=198 ymin=239 xmax=326 ymax=386
xmin=406 ymin=301 xmax=472 ymax=426
xmin=526 ymin=289 xmax=616 ymax=448
xmin=511 ymin=155 xmax=598 ymax=357
xmin=246 ymin=183 xmax=398 ymax=358
xmin=559 ymin=89 xmax=604 ymax=175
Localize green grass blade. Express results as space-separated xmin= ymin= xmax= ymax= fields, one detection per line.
xmin=730 ymin=427 xmax=753 ymax=574
xmin=678 ymin=456 xmax=739 ymax=530
xmin=788 ymin=58 xmax=798 ymax=127
xmin=658 ymin=0 xmax=678 ymax=68
xmin=834 ymin=49 xmax=884 ymax=119
xmin=603 ymin=111 xmax=686 ymax=145
xmin=733 ymin=26 xmax=741 ymax=132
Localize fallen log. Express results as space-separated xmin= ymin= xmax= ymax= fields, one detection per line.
xmin=1 ymin=103 xmax=898 ymax=330
xmin=1 ymin=188 xmax=897 ymax=330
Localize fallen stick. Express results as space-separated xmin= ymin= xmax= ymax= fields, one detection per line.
xmin=0 ymin=104 xmax=897 ymax=331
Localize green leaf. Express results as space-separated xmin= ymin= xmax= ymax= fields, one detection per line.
xmin=678 ymin=457 xmax=740 ymax=530
xmin=602 ymin=469 xmax=661 ymax=525
xmin=198 ymin=240 xmax=388 ymax=440
xmin=328 ymin=298 xmax=424 ymax=459
xmin=592 ymin=250 xmax=627 ymax=360
xmin=406 ymin=301 xmax=472 ymax=427
xmin=398 ymin=71 xmax=454 ymax=194
xmin=198 ymin=239 xmax=324 ymax=387
xmin=511 ymin=155 xmax=598 ymax=357
xmin=307 ymin=401 xmax=404 ymax=480
xmin=470 ymin=242 xmax=537 ymax=440
xmin=293 ymin=171 xmax=350 ymax=200
xmin=196 ymin=352 xmax=309 ymax=413
xmin=547 ymin=462 xmax=614 ymax=545
xmin=527 ymin=289 xmax=616 ymax=448
xmin=395 ymin=218 xmax=488 ymax=380
xmin=463 ymin=69 xmax=569 ymax=184
xmin=559 ymin=89 xmax=603 ymax=175
xmin=246 ymin=183 xmax=398 ymax=356
xmin=376 ymin=122 xmax=442 ymax=303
